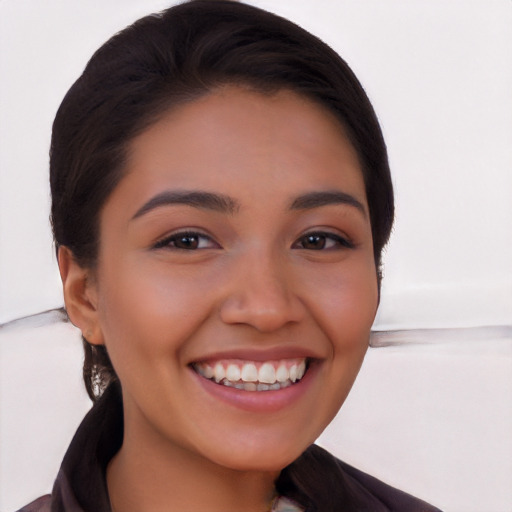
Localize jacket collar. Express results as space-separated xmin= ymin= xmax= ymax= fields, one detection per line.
xmin=50 ymin=383 xmax=123 ymax=512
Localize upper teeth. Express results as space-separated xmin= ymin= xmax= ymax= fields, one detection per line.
xmin=194 ymin=359 xmax=307 ymax=390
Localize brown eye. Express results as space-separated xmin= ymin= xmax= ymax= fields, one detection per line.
xmin=174 ymin=234 xmax=200 ymax=249
xmin=154 ymin=231 xmax=218 ymax=250
xmin=293 ymin=231 xmax=354 ymax=251
xmin=301 ymin=234 xmax=327 ymax=250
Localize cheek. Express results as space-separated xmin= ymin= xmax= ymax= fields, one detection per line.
xmin=95 ymin=258 xmax=217 ymax=367
xmin=306 ymin=257 xmax=378 ymax=350
xmin=311 ymin=262 xmax=377 ymax=421
xmin=305 ymin=257 xmax=376 ymax=409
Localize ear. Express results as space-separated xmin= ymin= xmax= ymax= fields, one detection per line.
xmin=58 ymin=246 xmax=104 ymax=346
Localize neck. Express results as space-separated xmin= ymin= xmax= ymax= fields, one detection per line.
xmin=107 ymin=406 xmax=280 ymax=512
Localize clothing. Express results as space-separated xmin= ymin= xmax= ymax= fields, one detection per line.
xmin=18 ymin=384 xmax=441 ymax=512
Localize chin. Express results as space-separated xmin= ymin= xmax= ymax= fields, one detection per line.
xmin=201 ymin=434 xmax=315 ymax=474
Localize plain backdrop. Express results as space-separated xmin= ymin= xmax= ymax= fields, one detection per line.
xmin=1 ymin=1 xmax=511 ymax=511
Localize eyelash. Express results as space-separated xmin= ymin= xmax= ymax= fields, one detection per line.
xmin=153 ymin=231 xmax=217 ymax=250
xmin=292 ymin=231 xmax=354 ymax=251
xmin=154 ymin=230 xmax=353 ymax=251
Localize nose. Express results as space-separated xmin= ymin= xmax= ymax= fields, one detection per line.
xmin=219 ymin=252 xmax=305 ymax=333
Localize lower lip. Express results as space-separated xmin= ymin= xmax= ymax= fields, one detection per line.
xmin=190 ymin=362 xmax=319 ymax=413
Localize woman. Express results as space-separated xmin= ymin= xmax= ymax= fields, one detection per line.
xmin=20 ymin=1 xmax=440 ymax=511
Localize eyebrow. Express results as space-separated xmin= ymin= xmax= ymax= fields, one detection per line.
xmin=132 ymin=190 xmax=240 ymax=219
xmin=290 ymin=191 xmax=367 ymax=217
xmin=132 ymin=189 xmax=366 ymax=220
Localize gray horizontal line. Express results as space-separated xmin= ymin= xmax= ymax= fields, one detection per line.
xmin=370 ymin=325 xmax=512 ymax=347
xmin=1 ymin=309 xmax=511 ymax=347
xmin=0 ymin=308 xmax=68 ymax=331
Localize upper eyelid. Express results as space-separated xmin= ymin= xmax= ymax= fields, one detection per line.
xmin=294 ymin=229 xmax=354 ymax=248
xmin=298 ymin=228 xmax=351 ymax=241
xmin=153 ymin=229 xmax=218 ymax=249
xmin=156 ymin=227 xmax=213 ymax=239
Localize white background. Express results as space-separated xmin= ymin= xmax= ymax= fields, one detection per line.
xmin=1 ymin=1 xmax=511 ymax=511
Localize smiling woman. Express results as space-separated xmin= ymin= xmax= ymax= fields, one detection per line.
xmin=18 ymin=1 xmax=441 ymax=511
xmin=81 ymin=86 xmax=377 ymax=482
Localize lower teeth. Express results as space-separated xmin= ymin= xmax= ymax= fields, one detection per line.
xmin=218 ymin=378 xmax=294 ymax=391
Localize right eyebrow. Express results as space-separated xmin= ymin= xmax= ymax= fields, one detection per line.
xmin=131 ymin=190 xmax=240 ymax=220
xmin=289 ymin=190 xmax=367 ymax=218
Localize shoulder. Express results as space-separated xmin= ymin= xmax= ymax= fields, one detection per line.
xmin=15 ymin=495 xmax=51 ymax=512
xmin=336 ymin=457 xmax=442 ymax=511
xmin=298 ymin=445 xmax=443 ymax=511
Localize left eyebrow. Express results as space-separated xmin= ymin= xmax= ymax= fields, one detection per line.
xmin=131 ymin=190 xmax=239 ymax=220
xmin=289 ymin=191 xmax=367 ymax=217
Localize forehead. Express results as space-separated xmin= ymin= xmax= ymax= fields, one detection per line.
xmin=112 ymin=86 xmax=366 ymax=214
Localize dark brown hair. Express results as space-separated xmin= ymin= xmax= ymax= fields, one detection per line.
xmin=50 ymin=2 xmax=394 ymax=507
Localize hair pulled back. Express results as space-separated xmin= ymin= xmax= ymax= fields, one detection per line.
xmin=51 ymin=0 xmax=393 ymax=426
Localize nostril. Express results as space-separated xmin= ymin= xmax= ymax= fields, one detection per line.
xmin=219 ymin=290 xmax=305 ymax=332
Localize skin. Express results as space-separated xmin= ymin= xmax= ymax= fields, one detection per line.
xmin=60 ymin=86 xmax=379 ymax=512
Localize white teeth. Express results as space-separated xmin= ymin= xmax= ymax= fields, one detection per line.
xmin=213 ymin=363 xmax=225 ymax=383
xmin=203 ymin=365 xmax=214 ymax=379
xmin=226 ymin=364 xmax=241 ymax=382
xmin=241 ymin=363 xmax=258 ymax=382
xmin=258 ymin=363 xmax=276 ymax=384
xmin=297 ymin=360 xmax=306 ymax=380
xmin=275 ymin=364 xmax=288 ymax=383
xmin=195 ymin=358 xmax=309 ymax=391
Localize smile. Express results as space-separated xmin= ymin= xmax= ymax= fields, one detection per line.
xmin=192 ymin=358 xmax=307 ymax=392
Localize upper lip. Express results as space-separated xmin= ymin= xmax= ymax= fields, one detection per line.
xmin=188 ymin=346 xmax=325 ymax=365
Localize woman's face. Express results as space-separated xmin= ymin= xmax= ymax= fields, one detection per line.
xmin=89 ymin=87 xmax=378 ymax=471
